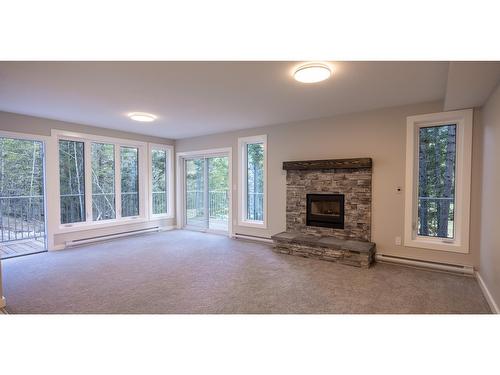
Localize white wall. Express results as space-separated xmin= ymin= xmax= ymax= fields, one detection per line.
xmin=478 ymin=83 xmax=500 ymax=312
xmin=177 ymin=100 xmax=483 ymax=267
xmin=0 ymin=111 xmax=175 ymax=249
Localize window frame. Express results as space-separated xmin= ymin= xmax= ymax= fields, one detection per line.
xmin=53 ymin=129 xmax=148 ymax=233
xmin=404 ymin=109 xmax=473 ymax=253
xmin=148 ymin=143 xmax=174 ymax=219
xmin=237 ymin=134 xmax=267 ymax=229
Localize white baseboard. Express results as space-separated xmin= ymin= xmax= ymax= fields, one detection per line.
xmin=376 ymin=254 xmax=474 ymax=275
xmin=233 ymin=233 xmax=273 ymax=244
xmin=0 ymin=296 xmax=5 ymax=309
xmin=51 ymin=225 xmax=176 ymax=251
xmin=475 ymin=272 xmax=499 ymax=314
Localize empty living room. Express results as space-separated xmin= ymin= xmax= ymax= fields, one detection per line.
xmin=1 ymin=1 xmax=498 ymax=374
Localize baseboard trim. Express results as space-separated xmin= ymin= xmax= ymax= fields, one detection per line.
xmin=0 ymin=296 xmax=6 ymax=309
xmin=475 ymin=271 xmax=499 ymax=314
xmin=51 ymin=225 xmax=175 ymax=251
xmin=376 ymin=254 xmax=474 ymax=275
xmin=233 ymin=233 xmax=273 ymax=244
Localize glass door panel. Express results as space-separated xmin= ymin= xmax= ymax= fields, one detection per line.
xmin=185 ymin=158 xmax=206 ymax=228
xmin=208 ymin=156 xmax=229 ymax=232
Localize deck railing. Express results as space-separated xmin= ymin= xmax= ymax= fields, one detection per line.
xmin=186 ymin=190 xmax=229 ymax=219
xmin=0 ymin=195 xmax=45 ymax=242
xmin=247 ymin=192 xmax=264 ymax=221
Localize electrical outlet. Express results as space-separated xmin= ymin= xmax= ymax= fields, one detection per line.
xmin=395 ymin=236 xmax=402 ymax=246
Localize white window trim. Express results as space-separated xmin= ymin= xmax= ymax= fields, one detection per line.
xmin=176 ymin=147 xmax=233 ymax=236
xmin=238 ymin=134 xmax=267 ymax=229
xmin=148 ymin=143 xmax=175 ymax=219
xmin=404 ymin=109 xmax=473 ymax=253
xmin=52 ymin=129 xmax=148 ymax=233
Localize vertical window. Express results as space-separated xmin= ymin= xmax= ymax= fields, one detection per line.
xmin=238 ymin=135 xmax=267 ymax=227
xmin=404 ymin=110 xmax=472 ymax=253
xmin=59 ymin=140 xmax=86 ymax=224
xmin=91 ymin=143 xmax=115 ymax=221
xmin=417 ymin=124 xmax=456 ymax=239
xmin=120 ymin=147 xmax=139 ymax=217
xmin=246 ymin=143 xmax=264 ymax=221
xmin=151 ymin=147 xmax=171 ymax=216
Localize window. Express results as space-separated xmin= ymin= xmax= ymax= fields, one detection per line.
xmin=238 ymin=135 xmax=267 ymax=228
xmin=150 ymin=145 xmax=173 ymax=217
xmin=59 ymin=139 xmax=86 ymax=224
xmin=404 ymin=110 xmax=473 ymax=253
xmin=91 ymin=143 xmax=116 ymax=221
xmin=121 ymin=147 xmax=139 ymax=217
xmin=417 ymin=124 xmax=456 ymax=238
xmin=55 ymin=130 xmax=148 ymax=230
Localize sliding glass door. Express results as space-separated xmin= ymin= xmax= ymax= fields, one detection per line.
xmin=184 ymin=155 xmax=229 ymax=233
xmin=0 ymin=136 xmax=47 ymax=259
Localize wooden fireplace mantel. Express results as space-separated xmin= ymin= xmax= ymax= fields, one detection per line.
xmin=282 ymin=158 xmax=372 ymax=171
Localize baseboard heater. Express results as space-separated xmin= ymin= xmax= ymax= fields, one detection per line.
xmin=375 ymin=254 xmax=474 ymax=275
xmin=65 ymin=227 xmax=160 ymax=248
xmin=233 ymin=233 xmax=274 ymax=244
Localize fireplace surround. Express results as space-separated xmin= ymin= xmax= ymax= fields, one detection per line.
xmin=272 ymin=158 xmax=375 ymax=268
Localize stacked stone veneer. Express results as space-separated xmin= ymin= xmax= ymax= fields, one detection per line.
xmin=286 ymin=167 xmax=372 ymax=241
xmin=272 ymin=161 xmax=375 ymax=268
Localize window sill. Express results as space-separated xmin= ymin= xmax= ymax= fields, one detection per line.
xmin=55 ymin=217 xmax=149 ymax=234
xmin=149 ymin=213 xmax=175 ymax=220
xmin=238 ymin=219 xmax=267 ymax=229
xmin=404 ymin=237 xmax=469 ymax=254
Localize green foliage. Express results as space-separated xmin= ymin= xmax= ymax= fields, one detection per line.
xmin=91 ymin=143 xmax=115 ymax=221
xmin=59 ymin=139 xmax=86 ymax=223
xmin=0 ymin=138 xmax=44 ymax=197
xmin=246 ymin=143 xmax=264 ymax=220
xmin=418 ymin=124 xmax=456 ymax=238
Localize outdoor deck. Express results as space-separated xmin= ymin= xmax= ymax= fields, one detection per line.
xmin=0 ymin=238 xmax=45 ymax=259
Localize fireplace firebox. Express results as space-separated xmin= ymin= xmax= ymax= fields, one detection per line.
xmin=306 ymin=194 xmax=344 ymax=229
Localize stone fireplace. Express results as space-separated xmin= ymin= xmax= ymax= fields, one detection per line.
xmin=271 ymin=158 xmax=376 ymax=268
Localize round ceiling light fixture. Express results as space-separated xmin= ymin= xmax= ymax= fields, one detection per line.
xmin=127 ymin=112 xmax=157 ymax=122
xmin=293 ymin=63 xmax=332 ymax=83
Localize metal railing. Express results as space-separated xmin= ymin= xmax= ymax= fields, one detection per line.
xmin=186 ymin=190 xmax=229 ymax=219
xmin=152 ymin=191 xmax=168 ymax=215
xmin=247 ymin=192 xmax=264 ymax=221
xmin=417 ymin=197 xmax=455 ymax=238
xmin=60 ymin=192 xmax=168 ymax=221
xmin=0 ymin=195 xmax=45 ymax=242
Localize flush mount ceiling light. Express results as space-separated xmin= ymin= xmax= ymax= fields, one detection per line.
xmin=127 ymin=112 xmax=157 ymax=122
xmin=293 ymin=63 xmax=332 ymax=83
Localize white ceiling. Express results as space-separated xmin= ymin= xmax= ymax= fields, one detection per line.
xmin=0 ymin=61 xmax=455 ymax=139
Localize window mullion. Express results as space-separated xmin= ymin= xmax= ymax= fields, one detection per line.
xmin=115 ymin=145 xmax=121 ymax=220
xmin=84 ymin=140 xmax=92 ymax=223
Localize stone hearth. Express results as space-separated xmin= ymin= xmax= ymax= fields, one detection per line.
xmin=271 ymin=232 xmax=375 ymax=268
xmin=272 ymin=158 xmax=375 ymax=268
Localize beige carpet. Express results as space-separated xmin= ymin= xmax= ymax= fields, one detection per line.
xmin=1 ymin=230 xmax=491 ymax=314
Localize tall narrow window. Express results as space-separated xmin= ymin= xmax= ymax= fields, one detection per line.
xmin=59 ymin=140 xmax=86 ymax=224
xmin=151 ymin=148 xmax=169 ymax=215
xmin=91 ymin=142 xmax=116 ymax=221
xmin=121 ymin=146 xmax=139 ymax=217
xmin=417 ymin=124 xmax=456 ymax=239
xmin=238 ymin=135 xmax=267 ymax=227
xmin=246 ymin=143 xmax=264 ymax=221
xmin=404 ymin=110 xmax=472 ymax=253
